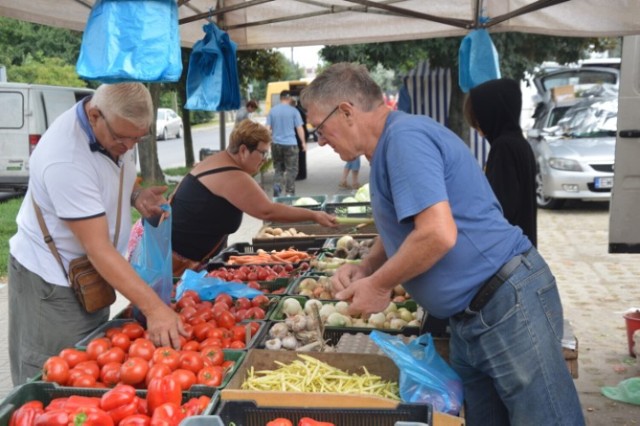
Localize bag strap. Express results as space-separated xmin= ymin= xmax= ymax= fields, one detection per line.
xmin=32 ymin=164 xmax=126 ymax=277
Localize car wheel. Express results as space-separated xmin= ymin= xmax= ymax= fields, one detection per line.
xmin=177 ymin=125 xmax=183 ymax=139
xmin=162 ymin=127 xmax=169 ymax=141
xmin=536 ymin=171 xmax=564 ymax=209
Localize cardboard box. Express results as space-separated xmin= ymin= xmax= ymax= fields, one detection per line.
xmin=552 ymin=84 xmax=575 ymax=102
xmin=221 ymin=349 xmax=464 ymax=425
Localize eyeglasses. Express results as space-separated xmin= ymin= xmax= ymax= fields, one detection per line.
xmin=312 ymin=105 xmax=340 ymax=138
xmin=252 ymin=147 xmax=269 ymax=160
xmin=98 ymin=110 xmax=148 ymax=145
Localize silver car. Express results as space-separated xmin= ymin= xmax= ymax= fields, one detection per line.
xmin=527 ymin=92 xmax=617 ymax=209
xmin=156 ymin=108 xmax=183 ymax=140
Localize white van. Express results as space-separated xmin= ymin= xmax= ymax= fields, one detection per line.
xmin=0 ymin=82 xmax=94 ymax=191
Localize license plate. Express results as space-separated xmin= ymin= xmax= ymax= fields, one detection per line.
xmin=594 ymin=177 xmax=614 ymax=189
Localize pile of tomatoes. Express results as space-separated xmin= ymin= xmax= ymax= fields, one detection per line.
xmin=41 ymin=290 xmax=268 ymax=391
xmin=9 ymin=380 xmax=211 ymax=425
xmin=206 ymin=262 xmax=309 ymax=284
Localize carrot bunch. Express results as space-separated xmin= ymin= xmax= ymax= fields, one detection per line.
xmin=227 ymin=249 xmax=312 ymax=265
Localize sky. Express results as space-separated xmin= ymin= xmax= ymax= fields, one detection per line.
xmin=277 ymin=45 xmax=323 ymax=69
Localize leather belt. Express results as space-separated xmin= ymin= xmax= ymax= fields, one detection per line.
xmin=455 ymin=252 xmax=526 ymax=318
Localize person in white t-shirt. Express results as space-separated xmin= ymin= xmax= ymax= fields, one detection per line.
xmin=8 ymin=83 xmax=187 ymax=385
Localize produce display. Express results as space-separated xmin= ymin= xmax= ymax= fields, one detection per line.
xmin=255 ymin=226 xmax=309 ymax=238
xmin=223 ymin=248 xmax=313 ymax=265
xmin=8 ymin=383 xmax=211 ymax=425
xmin=240 ymin=353 xmax=400 ymax=399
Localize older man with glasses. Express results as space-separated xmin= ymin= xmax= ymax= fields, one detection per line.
xmin=8 ymin=83 xmax=188 ymax=385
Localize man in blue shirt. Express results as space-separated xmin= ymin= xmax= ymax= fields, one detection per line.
xmin=301 ymin=63 xmax=584 ymax=426
xmin=266 ymin=90 xmax=306 ymax=196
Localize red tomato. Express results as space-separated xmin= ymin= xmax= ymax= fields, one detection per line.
xmin=69 ymin=372 xmax=97 ymax=388
xmin=74 ymin=360 xmax=101 ymax=380
xmin=196 ymin=366 xmax=223 ymax=387
xmin=228 ymin=340 xmax=246 ymax=349
xmin=235 ymin=297 xmax=252 ymax=310
xmin=152 ymin=347 xmax=181 ymax=371
xmin=200 ymin=345 xmax=224 ymax=366
xmin=192 ymin=322 xmax=215 ymax=342
xmin=97 ymin=347 xmax=127 ymax=367
xmin=105 ymin=327 xmax=123 ymax=338
xmin=120 ymin=357 xmax=150 ymax=386
xmin=248 ymin=321 xmax=261 ymax=336
xmin=178 ymin=350 xmax=205 ymax=374
xmin=175 ymin=296 xmax=197 ymax=310
xmin=178 ymin=306 xmax=198 ymax=322
xmin=244 ymin=306 xmax=266 ymax=320
xmin=251 ymin=294 xmax=270 ymax=309
xmin=86 ymin=337 xmax=113 ymax=360
xmin=147 ymin=376 xmax=182 ymax=415
xmin=145 ymin=364 xmax=172 ymax=387
xmin=171 ymin=368 xmax=197 ymax=391
xmin=58 ymin=348 xmax=89 ymax=368
xmin=121 ymin=322 xmax=146 ymax=340
xmin=246 ymin=281 xmax=261 ymax=290
xmin=119 ymin=414 xmax=151 ymax=426
xmin=216 ymin=310 xmax=237 ymax=329
xmin=182 ymin=290 xmax=201 ymax=303
xmin=42 ymin=356 xmax=70 ymax=385
xmin=181 ymin=340 xmax=200 ymax=352
xmin=110 ymin=332 xmax=132 ymax=352
xmin=221 ymin=360 xmax=235 ymax=371
xmin=100 ymin=361 xmax=122 ymax=387
xmin=214 ymin=293 xmax=233 ymax=307
xmin=199 ymin=337 xmax=223 ymax=349
xmin=230 ymin=324 xmax=249 ymax=343
xmin=129 ymin=338 xmax=156 ymax=361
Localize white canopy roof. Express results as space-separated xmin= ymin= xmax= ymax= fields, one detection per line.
xmin=1 ymin=0 xmax=639 ymax=49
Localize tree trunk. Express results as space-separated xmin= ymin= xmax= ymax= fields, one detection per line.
xmin=447 ymin=72 xmax=470 ymax=147
xmin=179 ymin=47 xmax=195 ymax=168
xmin=138 ymin=84 xmax=165 ymax=185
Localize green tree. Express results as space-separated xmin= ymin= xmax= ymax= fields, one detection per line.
xmin=7 ymin=56 xmax=86 ymax=86
xmin=320 ymin=34 xmax=619 ymax=143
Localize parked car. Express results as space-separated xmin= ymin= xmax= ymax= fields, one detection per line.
xmin=527 ymin=91 xmax=618 ymax=209
xmin=156 ymin=108 xmax=183 ymax=140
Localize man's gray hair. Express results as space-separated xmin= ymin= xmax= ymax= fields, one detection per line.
xmin=301 ymin=63 xmax=384 ymax=113
xmin=90 ymin=83 xmax=154 ymax=128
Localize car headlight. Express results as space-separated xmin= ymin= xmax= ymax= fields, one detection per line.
xmin=548 ymin=157 xmax=583 ymax=171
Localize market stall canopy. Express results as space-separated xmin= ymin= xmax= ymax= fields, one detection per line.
xmin=1 ymin=0 xmax=640 ymax=50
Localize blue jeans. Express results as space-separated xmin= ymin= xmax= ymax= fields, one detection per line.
xmin=271 ymin=143 xmax=299 ymax=195
xmin=449 ymin=248 xmax=584 ymax=426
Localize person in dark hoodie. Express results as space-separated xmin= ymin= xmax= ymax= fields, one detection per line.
xmin=464 ymin=78 xmax=538 ymax=247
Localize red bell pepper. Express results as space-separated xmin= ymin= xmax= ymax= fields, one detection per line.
xmin=146 ymin=376 xmax=182 ymax=415
xmin=266 ymin=419 xmax=293 ymax=426
xmin=100 ymin=384 xmax=140 ymax=424
xmin=33 ymin=409 xmax=69 ymax=426
xmin=68 ymin=407 xmax=115 ymax=426
xmin=149 ymin=403 xmax=185 ymax=426
xmin=298 ymin=418 xmax=335 ymax=426
xmin=9 ymin=401 xmax=44 ymax=426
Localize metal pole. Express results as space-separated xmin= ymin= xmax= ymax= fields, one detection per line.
xmin=219 ymin=112 xmax=226 ymax=151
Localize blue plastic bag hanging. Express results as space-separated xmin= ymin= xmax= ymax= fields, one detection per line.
xmin=76 ymin=0 xmax=182 ymax=83
xmin=185 ymin=22 xmax=241 ymax=111
xmin=129 ymin=204 xmax=173 ymax=324
xmin=458 ymin=29 xmax=501 ymax=93
xmin=369 ymin=331 xmax=464 ymax=415
xmin=175 ymin=269 xmax=262 ymax=301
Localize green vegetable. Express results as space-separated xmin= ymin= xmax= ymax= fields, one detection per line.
xmin=293 ymin=197 xmax=320 ymax=206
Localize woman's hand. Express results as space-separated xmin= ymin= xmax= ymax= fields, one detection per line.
xmin=313 ymin=211 xmax=339 ymax=227
xmin=133 ymin=186 xmax=168 ymax=219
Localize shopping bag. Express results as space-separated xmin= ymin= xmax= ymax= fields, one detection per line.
xmin=458 ymin=29 xmax=501 ymax=93
xmin=602 ymin=378 xmax=640 ymax=405
xmin=185 ymin=22 xmax=241 ymax=111
xmin=76 ymin=0 xmax=182 ymax=82
xmin=130 ymin=204 xmax=173 ymax=323
xmin=370 ymin=331 xmax=464 ymax=415
xmin=175 ymin=269 xmax=262 ymax=301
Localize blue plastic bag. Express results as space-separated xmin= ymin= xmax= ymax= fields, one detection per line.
xmin=458 ymin=29 xmax=501 ymax=93
xmin=130 ymin=205 xmax=173 ymax=323
xmin=76 ymin=0 xmax=182 ymax=83
xmin=370 ymin=331 xmax=464 ymax=415
xmin=185 ymin=22 xmax=241 ymax=111
xmin=175 ymin=269 xmax=262 ymax=301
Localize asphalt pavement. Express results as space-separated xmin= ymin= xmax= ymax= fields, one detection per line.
xmin=1 ymin=141 xmax=639 ymax=425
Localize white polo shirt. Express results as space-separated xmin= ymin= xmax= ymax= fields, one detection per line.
xmin=10 ymin=100 xmax=137 ymax=287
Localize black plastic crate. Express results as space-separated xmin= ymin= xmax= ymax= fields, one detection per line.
xmin=215 ymin=400 xmax=432 ymax=426
xmin=324 ymin=201 xmax=373 ymax=219
xmin=0 ymin=382 xmax=219 ymax=424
